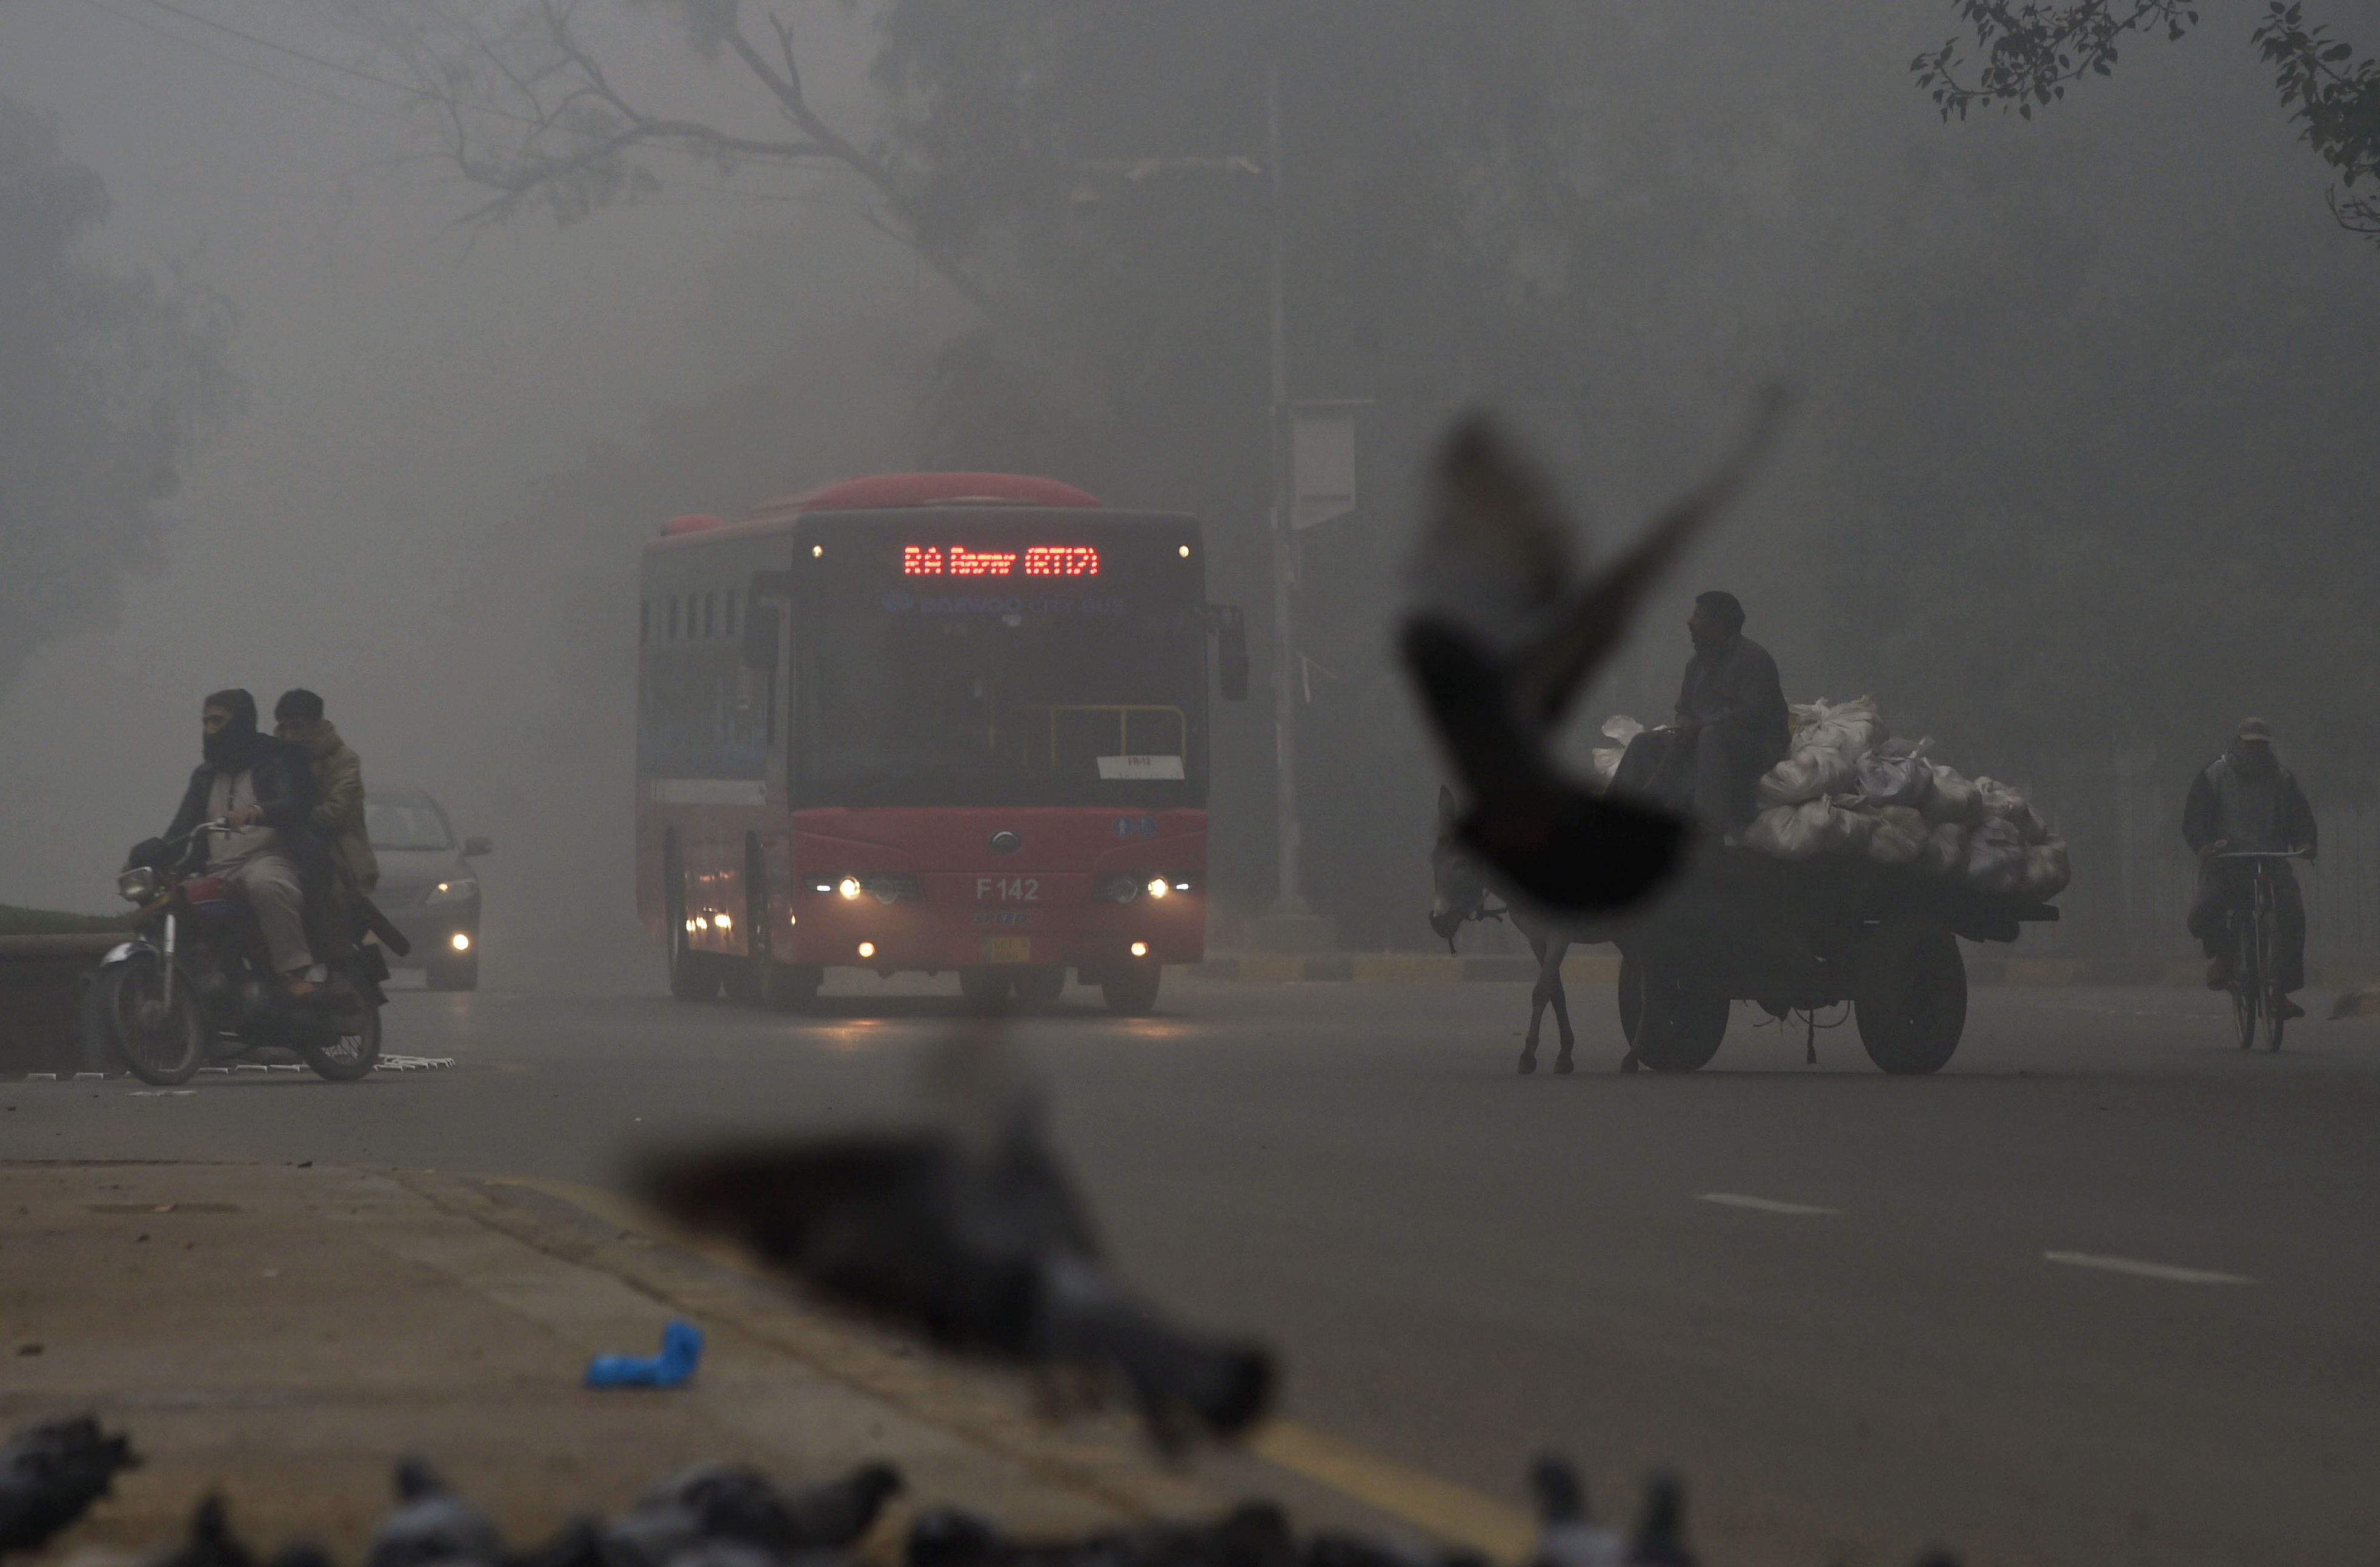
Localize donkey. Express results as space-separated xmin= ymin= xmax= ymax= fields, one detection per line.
xmin=1429 ymin=785 xmax=1639 ymax=1075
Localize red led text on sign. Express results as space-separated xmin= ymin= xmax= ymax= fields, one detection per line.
xmin=902 ymin=545 xmax=1100 ymax=577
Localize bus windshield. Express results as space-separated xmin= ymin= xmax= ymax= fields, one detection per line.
xmin=800 ymin=593 xmax=1205 ymax=808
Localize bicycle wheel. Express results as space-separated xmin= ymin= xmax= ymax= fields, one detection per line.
xmin=2230 ymin=919 xmax=2259 ymax=1051
xmin=2259 ymin=907 xmax=2287 ymax=1052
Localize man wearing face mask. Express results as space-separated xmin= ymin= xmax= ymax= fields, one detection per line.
xmin=1667 ymin=590 xmax=1790 ymax=834
xmin=159 ymin=690 xmax=322 ymax=997
xmin=2184 ymin=717 xmax=2318 ymax=1015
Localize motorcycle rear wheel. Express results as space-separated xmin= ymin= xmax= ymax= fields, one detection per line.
xmin=98 ymin=955 xmax=205 ymax=1085
xmin=294 ymin=991 xmax=382 ymax=1082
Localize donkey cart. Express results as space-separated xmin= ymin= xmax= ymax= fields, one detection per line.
xmin=1598 ymin=848 xmax=2060 ymax=1075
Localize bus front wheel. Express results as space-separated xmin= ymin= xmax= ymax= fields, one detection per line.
xmin=1099 ymin=964 xmax=1161 ymax=1017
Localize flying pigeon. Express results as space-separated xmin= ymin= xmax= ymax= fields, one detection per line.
xmin=1401 ymin=393 xmax=1786 ymax=913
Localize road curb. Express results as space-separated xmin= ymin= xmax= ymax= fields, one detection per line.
xmin=1194 ymin=953 xmax=2373 ymax=990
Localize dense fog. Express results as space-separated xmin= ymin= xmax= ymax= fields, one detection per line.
xmin=4 ymin=1 xmax=2376 ymax=981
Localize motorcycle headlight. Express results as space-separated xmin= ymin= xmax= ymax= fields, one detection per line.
xmin=116 ymin=867 xmax=158 ymax=903
xmin=427 ymin=877 xmax=479 ymax=903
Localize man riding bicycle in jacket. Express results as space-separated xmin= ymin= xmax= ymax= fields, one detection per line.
xmin=2183 ymin=717 xmax=2316 ymax=1016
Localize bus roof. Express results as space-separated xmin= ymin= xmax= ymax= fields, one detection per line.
xmin=651 ymin=472 xmax=1103 ymax=547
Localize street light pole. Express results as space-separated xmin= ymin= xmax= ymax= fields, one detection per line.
xmin=1261 ymin=59 xmax=1312 ymax=925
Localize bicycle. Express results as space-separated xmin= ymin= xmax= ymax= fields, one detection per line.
xmin=2216 ymin=850 xmax=2307 ymax=1053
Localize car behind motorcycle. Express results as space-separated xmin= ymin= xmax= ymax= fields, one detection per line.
xmin=96 ymin=822 xmax=389 ymax=1085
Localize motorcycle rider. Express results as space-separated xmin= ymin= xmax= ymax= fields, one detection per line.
xmin=2183 ymin=717 xmax=2318 ymax=1017
xmin=160 ymin=690 xmax=323 ymax=999
xmin=274 ymin=688 xmax=377 ymax=949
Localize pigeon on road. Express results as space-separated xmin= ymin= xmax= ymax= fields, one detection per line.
xmin=365 ymin=1461 xmax=505 ymax=1567
xmin=641 ymin=1096 xmax=1271 ymax=1450
xmin=0 ymin=1416 xmax=140 ymax=1557
xmin=603 ymin=1461 xmax=903 ymax=1565
xmin=1400 ymin=394 xmax=1786 ymax=914
xmin=1621 ymin=1473 xmax=1694 ymax=1567
xmin=1527 ymin=1456 xmax=1619 ymax=1567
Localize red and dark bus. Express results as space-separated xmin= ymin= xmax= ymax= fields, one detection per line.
xmin=636 ymin=472 xmax=1248 ymax=1014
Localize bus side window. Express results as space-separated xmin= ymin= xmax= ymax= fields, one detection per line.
xmin=668 ymin=596 xmax=681 ymax=641
xmin=723 ymin=592 xmax=737 ymax=640
xmin=639 ymin=599 xmax=648 ymax=647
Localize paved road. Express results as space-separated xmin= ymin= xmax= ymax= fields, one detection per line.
xmin=12 ymin=973 xmax=2379 ymax=1565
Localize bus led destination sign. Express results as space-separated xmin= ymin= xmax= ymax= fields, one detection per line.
xmin=902 ymin=544 xmax=1100 ymax=577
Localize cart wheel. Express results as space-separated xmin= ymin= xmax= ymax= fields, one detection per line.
xmin=1629 ymin=956 xmax=1729 ymax=1073
xmin=1854 ymin=916 xmax=1967 ymax=1074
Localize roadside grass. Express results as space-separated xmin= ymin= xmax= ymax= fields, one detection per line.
xmin=0 ymin=904 xmax=133 ymax=936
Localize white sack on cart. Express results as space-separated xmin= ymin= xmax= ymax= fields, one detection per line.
xmin=1790 ymin=696 xmax=1887 ymax=762
xmin=1858 ymin=739 xmax=1935 ymax=810
xmin=1866 ymin=805 xmax=1927 ymax=866
xmin=2023 ymin=838 xmax=2072 ymax=899
xmin=1587 ymin=714 xmax=1645 ymax=796
xmin=1975 ymin=777 xmax=2050 ymax=845
xmin=1921 ymin=766 xmax=1985 ymax=828
xmin=1917 ymin=820 xmax=1968 ymax=876
xmin=1744 ymin=803 xmax=1821 ymax=859
xmin=1963 ymin=819 xmax=2029 ymax=894
xmin=1757 ymin=746 xmax=1858 ymax=808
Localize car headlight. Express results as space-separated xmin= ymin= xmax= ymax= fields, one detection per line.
xmin=427 ymin=877 xmax=479 ymax=904
xmin=117 ymin=867 xmax=158 ymax=903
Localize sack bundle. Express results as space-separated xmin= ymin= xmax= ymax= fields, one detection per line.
xmin=1587 ymin=694 xmax=2064 ymax=900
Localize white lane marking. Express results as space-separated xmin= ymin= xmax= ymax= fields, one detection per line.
xmin=2043 ymin=1251 xmax=2252 ymax=1285
xmin=1698 ymin=1193 xmax=1840 ymax=1216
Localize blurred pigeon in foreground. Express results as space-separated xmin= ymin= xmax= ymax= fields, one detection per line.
xmin=600 ymin=1461 xmax=903 ymax=1565
xmin=1621 ymin=1472 xmax=1693 ymax=1567
xmin=1400 ymin=394 xmax=1786 ymax=913
xmin=366 ymin=1461 xmax=504 ymax=1567
xmin=1527 ymin=1456 xmax=1618 ymax=1567
xmin=0 ymin=1416 xmax=139 ymax=1555
xmin=640 ymin=1095 xmax=1272 ymax=1451
xmin=908 ymin=1500 xmax=1297 ymax=1567
xmin=151 ymin=1496 xmax=256 ymax=1567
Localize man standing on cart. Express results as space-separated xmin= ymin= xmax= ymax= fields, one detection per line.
xmin=2184 ymin=717 xmax=2317 ymax=1016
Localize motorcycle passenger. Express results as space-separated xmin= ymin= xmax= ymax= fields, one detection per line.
xmin=162 ymin=690 xmax=322 ymax=999
xmin=274 ymin=688 xmax=377 ymax=944
xmin=2184 ymin=717 xmax=2317 ymax=1017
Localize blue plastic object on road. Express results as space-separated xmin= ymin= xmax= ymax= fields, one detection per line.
xmin=585 ymin=1319 xmax=703 ymax=1388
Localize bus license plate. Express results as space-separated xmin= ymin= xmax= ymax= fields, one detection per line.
xmin=980 ymin=937 xmax=1032 ymax=963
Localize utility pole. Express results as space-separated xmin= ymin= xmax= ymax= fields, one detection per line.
xmin=1070 ymin=62 xmax=1334 ymax=951
xmin=1263 ymin=61 xmax=1305 ymax=922
xmin=1249 ymin=58 xmax=1335 ymax=953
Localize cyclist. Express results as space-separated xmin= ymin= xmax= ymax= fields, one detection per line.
xmin=2183 ymin=717 xmax=2317 ymax=1017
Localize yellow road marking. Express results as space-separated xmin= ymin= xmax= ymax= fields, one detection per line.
xmin=1249 ymin=1420 xmax=1534 ymax=1560
xmin=476 ymin=1174 xmax=1534 ymax=1558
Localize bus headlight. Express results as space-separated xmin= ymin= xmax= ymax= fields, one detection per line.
xmin=1145 ymin=878 xmax=1169 ymax=900
xmin=450 ymin=933 xmax=472 ymax=953
xmin=1130 ymin=942 xmax=1149 ymax=958
xmin=857 ymin=941 xmax=876 ymax=959
xmin=837 ymin=877 xmax=862 ymax=900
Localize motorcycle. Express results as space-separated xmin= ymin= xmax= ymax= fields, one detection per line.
xmin=96 ymin=821 xmax=391 ymax=1085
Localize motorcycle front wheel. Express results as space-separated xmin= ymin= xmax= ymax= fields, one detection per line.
xmin=294 ymin=991 xmax=382 ymax=1082
xmin=97 ymin=954 xmax=205 ymax=1085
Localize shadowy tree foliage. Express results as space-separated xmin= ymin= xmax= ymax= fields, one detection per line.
xmin=0 ymin=97 xmax=235 ymax=691
xmin=1915 ymin=1 xmax=2380 ymax=241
